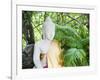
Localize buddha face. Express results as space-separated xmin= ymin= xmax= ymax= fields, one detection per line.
xmin=42 ymin=16 xmax=55 ymax=40
xmin=45 ymin=25 xmax=55 ymax=40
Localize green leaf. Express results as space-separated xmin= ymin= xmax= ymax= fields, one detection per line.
xmin=64 ymin=48 xmax=89 ymax=66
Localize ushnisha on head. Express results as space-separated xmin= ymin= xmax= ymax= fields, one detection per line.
xmin=42 ymin=16 xmax=55 ymax=40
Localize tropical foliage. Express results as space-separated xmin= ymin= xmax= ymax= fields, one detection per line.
xmin=22 ymin=11 xmax=89 ymax=68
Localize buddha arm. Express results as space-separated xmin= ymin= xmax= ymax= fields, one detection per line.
xmin=33 ymin=43 xmax=43 ymax=68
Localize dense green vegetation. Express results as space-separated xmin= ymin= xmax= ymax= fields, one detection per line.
xmin=22 ymin=11 xmax=89 ymax=68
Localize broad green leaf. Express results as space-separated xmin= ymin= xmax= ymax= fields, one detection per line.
xmin=64 ymin=48 xmax=89 ymax=66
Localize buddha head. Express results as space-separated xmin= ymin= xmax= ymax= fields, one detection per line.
xmin=42 ymin=16 xmax=55 ymax=40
